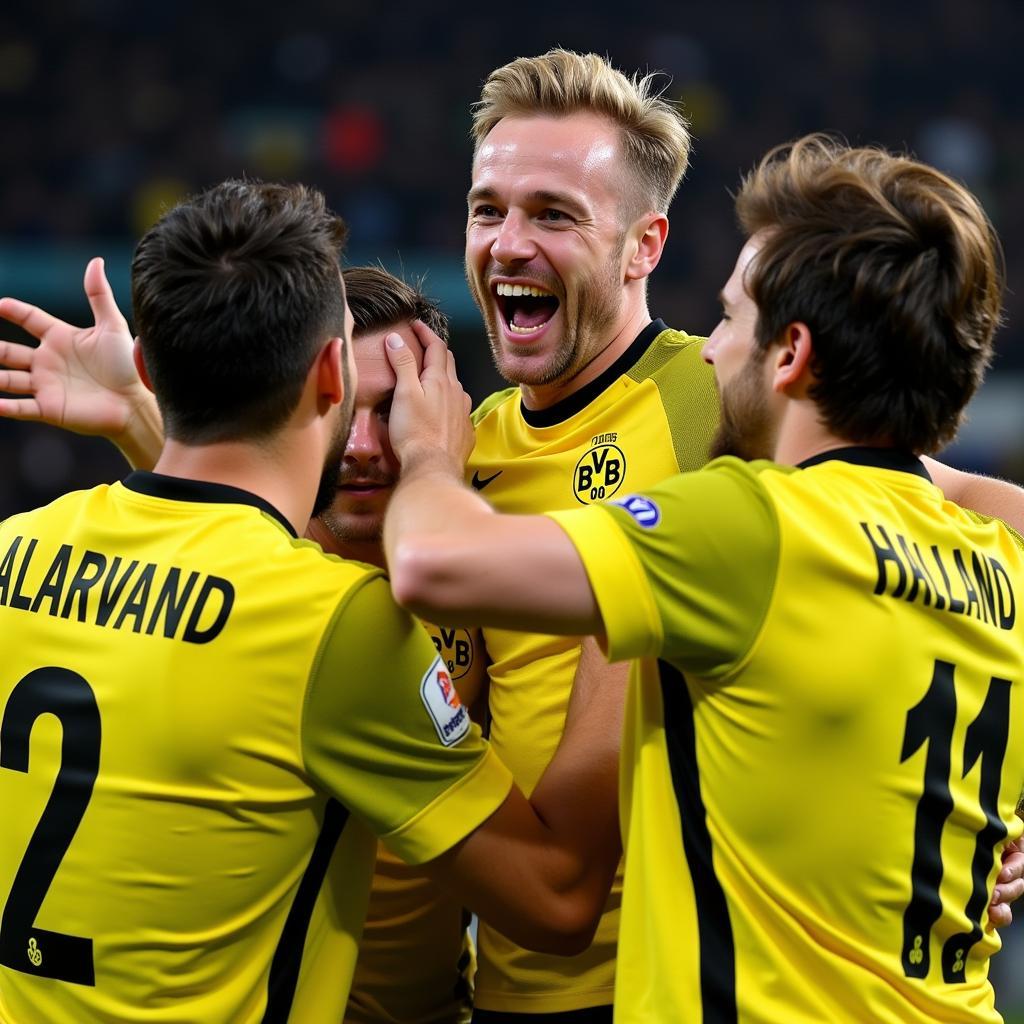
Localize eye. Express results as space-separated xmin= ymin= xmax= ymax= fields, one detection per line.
xmin=471 ymin=204 xmax=502 ymax=220
xmin=377 ymin=398 xmax=393 ymax=423
xmin=539 ymin=208 xmax=572 ymax=223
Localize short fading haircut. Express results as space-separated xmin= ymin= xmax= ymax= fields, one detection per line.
xmin=132 ymin=180 xmax=349 ymax=444
xmin=342 ymin=266 xmax=449 ymax=342
xmin=736 ymin=134 xmax=1004 ymax=454
xmin=472 ymin=48 xmax=691 ymax=216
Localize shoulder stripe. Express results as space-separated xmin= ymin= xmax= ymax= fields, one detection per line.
xmin=659 ymin=661 xmax=737 ymax=1023
xmin=261 ymin=799 xmax=349 ymax=1023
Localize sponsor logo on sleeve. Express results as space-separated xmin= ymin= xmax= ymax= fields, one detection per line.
xmin=420 ymin=657 xmax=470 ymax=746
xmin=609 ymin=494 xmax=661 ymax=528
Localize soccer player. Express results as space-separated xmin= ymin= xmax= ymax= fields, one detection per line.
xmin=0 ymin=182 xmax=623 ymax=1024
xmin=459 ymin=48 xmax=1024 ymax=1023
xmin=382 ymin=135 xmax=1024 ymax=1023
xmin=0 ymin=256 xmax=627 ymax=1024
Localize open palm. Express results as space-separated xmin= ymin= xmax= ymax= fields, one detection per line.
xmin=0 ymin=257 xmax=149 ymax=439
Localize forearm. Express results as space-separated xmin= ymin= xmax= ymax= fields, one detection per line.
xmin=423 ymin=658 xmax=623 ymax=953
xmin=385 ymin=450 xmax=601 ymax=633
xmin=924 ymin=457 xmax=1024 ymax=533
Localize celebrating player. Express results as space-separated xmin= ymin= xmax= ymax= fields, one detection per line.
xmin=458 ymin=48 xmax=1024 ymax=1023
xmin=0 ymin=182 xmax=623 ymax=1024
xmin=383 ymin=135 xmax=1024 ymax=1023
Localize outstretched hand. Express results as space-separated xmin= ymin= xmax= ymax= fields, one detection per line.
xmin=0 ymin=257 xmax=151 ymax=442
xmin=384 ymin=319 xmax=474 ymax=477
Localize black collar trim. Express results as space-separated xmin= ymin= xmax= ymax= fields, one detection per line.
xmin=122 ymin=471 xmax=298 ymax=537
xmin=796 ymin=446 xmax=931 ymax=482
xmin=520 ymin=318 xmax=669 ymax=428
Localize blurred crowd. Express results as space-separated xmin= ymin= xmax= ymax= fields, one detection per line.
xmin=3 ymin=0 xmax=1024 ymax=1014
xmin=1 ymin=0 xmax=1023 ymax=471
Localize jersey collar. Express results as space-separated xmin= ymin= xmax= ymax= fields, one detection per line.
xmin=122 ymin=471 xmax=298 ymax=537
xmin=519 ymin=318 xmax=669 ymax=428
xmin=796 ymin=446 xmax=932 ymax=482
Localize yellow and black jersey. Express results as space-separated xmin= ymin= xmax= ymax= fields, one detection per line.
xmin=0 ymin=472 xmax=512 ymax=1024
xmin=345 ymin=621 xmax=487 ymax=1024
xmin=550 ymin=449 xmax=1024 ymax=1023
xmin=467 ymin=320 xmax=718 ymax=1012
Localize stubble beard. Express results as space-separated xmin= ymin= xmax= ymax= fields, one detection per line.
xmin=709 ymin=352 xmax=776 ymax=462
xmin=311 ymin=391 xmax=356 ymax=520
xmin=471 ymin=245 xmax=624 ymax=388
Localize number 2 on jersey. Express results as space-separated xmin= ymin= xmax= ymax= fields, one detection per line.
xmin=0 ymin=667 xmax=101 ymax=985
xmin=900 ymin=659 xmax=1011 ymax=983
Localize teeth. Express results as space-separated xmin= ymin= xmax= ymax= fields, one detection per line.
xmin=495 ymin=283 xmax=554 ymax=298
xmin=508 ymin=322 xmax=542 ymax=334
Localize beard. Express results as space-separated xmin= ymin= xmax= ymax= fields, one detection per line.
xmin=709 ymin=350 xmax=776 ymax=462
xmin=468 ymin=240 xmax=624 ymax=387
xmin=311 ymin=385 xmax=355 ymax=520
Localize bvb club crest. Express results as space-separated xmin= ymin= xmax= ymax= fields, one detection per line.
xmin=573 ymin=435 xmax=626 ymax=504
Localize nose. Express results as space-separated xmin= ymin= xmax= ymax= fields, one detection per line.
xmin=702 ymin=332 xmax=719 ymax=365
xmin=344 ymin=409 xmax=384 ymax=467
xmin=491 ymin=210 xmax=537 ymax=266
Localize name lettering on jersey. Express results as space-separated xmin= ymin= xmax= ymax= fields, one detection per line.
xmin=420 ymin=657 xmax=470 ymax=746
xmin=430 ymin=626 xmax=474 ymax=680
xmin=0 ymin=535 xmax=235 ymax=644
xmin=861 ymin=522 xmax=1016 ymax=630
xmin=574 ymin=433 xmax=625 ymax=504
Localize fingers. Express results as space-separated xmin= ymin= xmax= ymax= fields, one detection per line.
xmin=411 ymin=319 xmax=448 ymax=376
xmin=84 ymin=257 xmax=126 ymax=327
xmin=385 ymin=332 xmax=424 ymax=392
xmin=0 ymin=297 xmax=59 ymax=341
xmin=0 ymin=369 xmax=33 ymax=394
xmin=0 ymin=397 xmax=42 ymax=421
xmin=999 ymin=843 xmax=1024 ymax=884
xmin=989 ymin=903 xmax=1012 ymax=929
xmin=0 ymin=339 xmax=34 ymax=371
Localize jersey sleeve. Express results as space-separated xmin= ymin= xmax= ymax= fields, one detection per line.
xmin=301 ymin=576 xmax=513 ymax=865
xmin=547 ymin=457 xmax=782 ymax=678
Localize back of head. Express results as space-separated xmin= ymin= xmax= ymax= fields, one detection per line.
xmin=132 ymin=180 xmax=349 ymax=444
xmin=472 ymin=48 xmax=691 ymax=216
xmin=736 ymin=134 xmax=1004 ymax=453
xmin=342 ymin=266 xmax=449 ymax=342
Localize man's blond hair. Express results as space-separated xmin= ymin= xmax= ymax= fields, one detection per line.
xmin=472 ymin=49 xmax=691 ymax=215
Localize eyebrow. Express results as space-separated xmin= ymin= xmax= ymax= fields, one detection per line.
xmin=467 ymin=186 xmax=589 ymax=217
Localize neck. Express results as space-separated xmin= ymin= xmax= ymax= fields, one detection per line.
xmin=152 ymin=437 xmax=319 ymax=537
xmin=771 ymin=402 xmax=854 ymax=467
xmin=304 ymin=519 xmax=385 ymax=569
xmin=519 ymin=302 xmax=652 ymax=411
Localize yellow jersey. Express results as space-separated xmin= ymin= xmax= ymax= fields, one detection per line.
xmin=346 ymin=621 xmax=488 ymax=1024
xmin=0 ymin=472 xmax=512 ymax=1024
xmin=467 ymin=321 xmax=718 ymax=1012
xmin=551 ymin=449 xmax=1024 ymax=1023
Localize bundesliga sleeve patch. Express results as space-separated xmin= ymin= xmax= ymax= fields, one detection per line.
xmin=420 ymin=656 xmax=470 ymax=746
xmin=609 ymin=494 xmax=661 ymax=528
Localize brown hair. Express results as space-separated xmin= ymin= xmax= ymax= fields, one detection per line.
xmin=342 ymin=266 xmax=449 ymax=342
xmin=132 ymin=180 xmax=348 ymax=444
xmin=472 ymin=49 xmax=690 ymax=215
xmin=736 ymin=134 xmax=1004 ymax=453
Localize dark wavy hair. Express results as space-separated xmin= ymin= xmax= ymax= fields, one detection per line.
xmin=736 ymin=134 xmax=1004 ymax=453
xmin=342 ymin=266 xmax=449 ymax=342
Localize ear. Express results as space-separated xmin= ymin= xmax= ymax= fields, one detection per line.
xmin=771 ymin=322 xmax=814 ymax=394
xmin=133 ymin=338 xmax=154 ymax=392
xmin=624 ymin=213 xmax=669 ymax=282
xmin=314 ymin=337 xmax=345 ymax=407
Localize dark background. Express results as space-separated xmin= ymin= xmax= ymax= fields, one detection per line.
xmin=2 ymin=0 xmax=1024 ymax=1007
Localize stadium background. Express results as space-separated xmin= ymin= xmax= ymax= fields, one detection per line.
xmin=2 ymin=0 xmax=1023 ymax=1014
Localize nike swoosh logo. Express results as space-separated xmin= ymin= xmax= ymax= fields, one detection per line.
xmin=471 ymin=470 xmax=503 ymax=490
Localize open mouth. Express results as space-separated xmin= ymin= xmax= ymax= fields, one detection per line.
xmin=494 ymin=282 xmax=560 ymax=336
